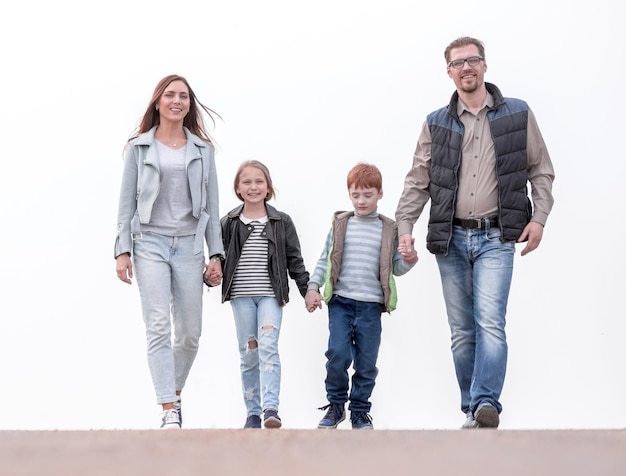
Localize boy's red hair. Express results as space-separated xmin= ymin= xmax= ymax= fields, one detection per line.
xmin=347 ymin=163 xmax=383 ymax=191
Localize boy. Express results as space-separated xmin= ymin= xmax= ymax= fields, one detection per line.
xmin=305 ymin=163 xmax=417 ymax=429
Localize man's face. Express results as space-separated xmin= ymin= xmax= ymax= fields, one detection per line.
xmin=447 ymin=44 xmax=487 ymax=94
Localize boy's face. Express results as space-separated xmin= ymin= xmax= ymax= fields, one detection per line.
xmin=348 ymin=185 xmax=383 ymax=216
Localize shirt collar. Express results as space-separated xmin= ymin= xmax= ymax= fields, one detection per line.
xmin=240 ymin=214 xmax=268 ymax=225
xmin=354 ymin=207 xmax=379 ymax=219
xmin=457 ymin=91 xmax=494 ymax=116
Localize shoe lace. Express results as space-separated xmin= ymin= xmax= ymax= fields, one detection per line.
xmin=353 ymin=412 xmax=372 ymax=425
xmin=162 ymin=409 xmax=180 ymax=425
xmin=318 ymin=403 xmax=342 ymax=420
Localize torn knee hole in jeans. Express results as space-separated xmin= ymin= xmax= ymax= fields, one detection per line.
xmin=261 ymin=318 xmax=274 ymax=336
xmin=247 ymin=337 xmax=258 ymax=350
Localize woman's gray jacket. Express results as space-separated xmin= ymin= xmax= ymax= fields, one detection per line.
xmin=114 ymin=126 xmax=224 ymax=259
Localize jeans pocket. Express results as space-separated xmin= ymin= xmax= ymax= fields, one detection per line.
xmin=485 ymin=228 xmax=502 ymax=242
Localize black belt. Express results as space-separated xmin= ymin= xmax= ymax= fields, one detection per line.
xmin=453 ymin=217 xmax=498 ymax=229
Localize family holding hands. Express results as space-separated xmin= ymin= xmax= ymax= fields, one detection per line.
xmin=114 ymin=36 xmax=555 ymax=431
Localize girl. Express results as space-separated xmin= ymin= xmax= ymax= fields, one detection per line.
xmin=221 ymin=160 xmax=309 ymax=429
xmin=114 ymin=74 xmax=224 ymax=429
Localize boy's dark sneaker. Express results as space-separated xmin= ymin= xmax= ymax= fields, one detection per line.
xmin=317 ymin=403 xmax=345 ymax=429
xmin=244 ymin=415 xmax=262 ymax=429
xmin=350 ymin=412 xmax=374 ymax=430
xmin=475 ymin=402 xmax=499 ymax=429
xmin=263 ymin=409 xmax=282 ymax=429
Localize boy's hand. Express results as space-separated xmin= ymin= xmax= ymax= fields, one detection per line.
xmin=305 ymin=290 xmax=323 ymax=312
xmin=398 ymin=234 xmax=418 ymax=264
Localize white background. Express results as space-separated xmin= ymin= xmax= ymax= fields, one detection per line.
xmin=1 ymin=0 xmax=624 ymax=430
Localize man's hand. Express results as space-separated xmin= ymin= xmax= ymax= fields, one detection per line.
xmin=398 ymin=234 xmax=418 ymax=264
xmin=518 ymin=221 xmax=544 ymax=256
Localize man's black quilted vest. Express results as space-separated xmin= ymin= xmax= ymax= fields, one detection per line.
xmin=426 ymin=82 xmax=532 ymax=255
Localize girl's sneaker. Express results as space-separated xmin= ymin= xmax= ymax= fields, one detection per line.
xmin=244 ymin=415 xmax=262 ymax=429
xmin=263 ymin=409 xmax=282 ymax=429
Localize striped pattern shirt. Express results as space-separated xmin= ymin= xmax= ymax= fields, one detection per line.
xmin=310 ymin=212 xmax=384 ymax=304
xmin=230 ymin=216 xmax=275 ymax=298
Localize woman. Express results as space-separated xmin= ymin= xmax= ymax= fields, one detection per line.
xmin=114 ymin=74 xmax=224 ymax=429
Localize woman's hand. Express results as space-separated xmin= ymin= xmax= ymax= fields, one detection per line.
xmin=205 ymin=257 xmax=223 ymax=287
xmin=116 ymin=254 xmax=133 ymax=285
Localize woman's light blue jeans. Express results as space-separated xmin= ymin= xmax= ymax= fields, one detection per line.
xmin=133 ymin=232 xmax=205 ymax=405
xmin=436 ymin=225 xmax=515 ymax=416
xmin=230 ymin=296 xmax=283 ymax=416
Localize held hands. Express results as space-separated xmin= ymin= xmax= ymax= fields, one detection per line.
xmin=305 ymin=290 xmax=323 ymax=313
xmin=204 ymin=258 xmax=223 ymax=287
xmin=398 ymin=234 xmax=418 ymax=264
xmin=116 ymin=254 xmax=133 ymax=285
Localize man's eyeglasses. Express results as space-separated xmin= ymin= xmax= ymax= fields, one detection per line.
xmin=447 ymin=56 xmax=484 ymax=69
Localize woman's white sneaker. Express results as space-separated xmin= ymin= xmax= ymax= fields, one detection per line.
xmin=160 ymin=409 xmax=182 ymax=429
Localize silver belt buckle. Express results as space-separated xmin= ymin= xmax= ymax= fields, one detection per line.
xmin=475 ymin=218 xmax=482 ymax=229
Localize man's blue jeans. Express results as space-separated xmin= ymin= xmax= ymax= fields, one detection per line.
xmin=436 ymin=225 xmax=515 ymax=416
xmin=325 ymin=295 xmax=383 ymax=413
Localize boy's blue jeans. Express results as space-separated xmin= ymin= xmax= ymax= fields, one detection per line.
xmin=436 ymin=225 xmax=515 ymax=416
xmin=324 ymin=295 xmax=383 ymax=413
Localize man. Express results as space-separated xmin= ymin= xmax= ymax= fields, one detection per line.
xmin=395 ymin=37 xmax=555 ymax=429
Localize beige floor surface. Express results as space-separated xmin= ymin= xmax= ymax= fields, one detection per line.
xmin=2 ymin=429 xmax=624 ymax=476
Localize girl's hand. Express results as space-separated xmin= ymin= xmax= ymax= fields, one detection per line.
xmin=205 ymin=258 xmax=223 ymax=286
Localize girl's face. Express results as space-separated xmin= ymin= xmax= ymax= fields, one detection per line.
xmin=236 ymin=166 xmax=268 ymax=205
xmin=157 ymin=80 xmax=190 ymax=123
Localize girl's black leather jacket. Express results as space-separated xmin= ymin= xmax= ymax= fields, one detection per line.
xmin=220 ymin=203 xmax=309 ymax=306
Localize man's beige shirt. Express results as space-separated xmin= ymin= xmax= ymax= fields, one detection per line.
xmin=396 ymin=92 xmax=555 ymax=237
